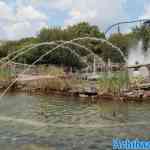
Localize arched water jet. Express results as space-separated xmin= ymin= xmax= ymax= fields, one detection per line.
xmin=0 ymin=41 xmax=56 ymax=67
xmin=67 ymin=41 xmax=103 ymax=63
xmin=55 ymin=45 xmax=87 ymax=65
xmin=0 ymin=36 xmax=126 ymax=98
xmin=0 ymin=44 xmax=37 ymax=62
xmin=1 ymin=41 xmax=101 ymax=70
xmin=1 ymin=36 xmax=127 ymax=65
xmin=0 ymin=40 xmax=63 ymax=63
xmin=71 ymin=37 xmax=127 ymax=63
xmin=0 ymin=40 xmax=65 ymax=63
xmin=5 ymin=45 xmax=89 ymax=73
xmin=0 ymin=42 xmax=92 ymax=99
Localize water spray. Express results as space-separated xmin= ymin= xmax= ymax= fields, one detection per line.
xmin=0 ymin=36 xmax=127 ymax=99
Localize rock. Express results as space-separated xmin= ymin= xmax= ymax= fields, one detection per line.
xmin=98 ymin=93 xmax=114 ymax=100
xmin=123 ymin=90 xmax=144 ymax=99
xmin=143 ymin=91 xmax=150 ymax=98
xmin=79 ymin=94 xmax=89 ymax=98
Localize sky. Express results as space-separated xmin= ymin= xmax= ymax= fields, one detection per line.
xmin=0 ymin=0 xmax=150 ymax=40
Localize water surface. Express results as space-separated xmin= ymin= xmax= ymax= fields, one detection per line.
xmin=0 ymin=93 xmax=149 ymax=150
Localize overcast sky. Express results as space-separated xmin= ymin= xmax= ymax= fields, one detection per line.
xmin=0 ymin=0 xmax=150 ymax=40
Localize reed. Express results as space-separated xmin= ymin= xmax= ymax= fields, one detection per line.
xmin=97 ymin=71 xmax=129 ymax=95
xmin=37 ymin=65 xmax=65 ymax=76
xmin=0 ymin=68 xmax=12 ymax=81
xmin=29 ymin=78 xmax=71 ymax=92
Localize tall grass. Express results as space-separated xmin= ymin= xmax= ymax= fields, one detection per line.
xmin=28 ymin=77 xmax=89 ymax=93
xmin=0 ymin=68 xmax=12 ymax=81
xmin=97 ymin=71 xmax=129 ymax=95
xmin=26 ymin=76 xmax=71 ymax=92
xmin=37 ymin=65 xmax=65 ymax=76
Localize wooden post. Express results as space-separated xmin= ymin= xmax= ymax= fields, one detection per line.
xmin=146 ymin=66 xmax=150 ymax=80
xmin=93 ymin=56 xmax=96 ymax=74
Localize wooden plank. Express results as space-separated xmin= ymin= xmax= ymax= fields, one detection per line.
xmin=128 ymin=63 xmax=150 ymax=69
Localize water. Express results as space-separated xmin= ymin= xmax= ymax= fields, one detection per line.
xmin=128 ymin=40 xmax=150 ymax=66
xmin=0 ymin=37 xmax=128 ymax=98
xmin=0 ymin=93 xmax=149 ymax=150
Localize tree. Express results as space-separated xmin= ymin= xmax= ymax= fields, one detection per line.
xmin=67 ymin=22 xmax=105 ymax=38
xmin=36 ymin=22 xmax=105 ymax=67
xmin=1 ymin=21 xmax=141 ymax=67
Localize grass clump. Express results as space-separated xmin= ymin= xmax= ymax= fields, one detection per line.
xmin=0 ymin=68 xmax=12 ymax=81
xmin=30 ymin=78 xmax=71 ymax=92
xmin=37 ymin=65 xmax=65 ymax=76
xmin=97 ymin=71 xmax=129 ymax=94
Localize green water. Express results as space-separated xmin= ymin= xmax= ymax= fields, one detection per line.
xmin=0 ymin=93 xmax=149 ymax=150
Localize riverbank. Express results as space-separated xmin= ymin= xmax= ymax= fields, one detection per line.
xmin=0 ymin=76 xmax=149 ymax=102
xmin=0 ymin=66 xmax=149 ymax=101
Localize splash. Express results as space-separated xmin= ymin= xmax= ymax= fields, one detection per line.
xmin=128 ymin=40 xmax=150 ymax=65
xmin=128 ymin=40 xmax=150 ymax=78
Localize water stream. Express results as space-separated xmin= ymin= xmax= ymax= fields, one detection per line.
xmin=0 ymin=93 xmax=149 ymax=150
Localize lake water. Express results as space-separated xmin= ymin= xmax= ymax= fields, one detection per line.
xmin=0 ymin=92 xmax=149 ymax=150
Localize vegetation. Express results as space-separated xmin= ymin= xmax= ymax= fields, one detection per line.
xmin=35 ymin=65 xmax=65 ymax=76
xmin=0 ymin=22 xmax=149 ymax=98
xmin=0 ymin=21 xmax=150 ymax=70
xmin=97 ymin=71 xmax=129 ymax=94
xmin=0 ymin=68 xmax=12 ymax=81
xmin=32 ymin=78 xmax=71 ymax=92
xmin=0 ymin=22 xmax=137 ymax=68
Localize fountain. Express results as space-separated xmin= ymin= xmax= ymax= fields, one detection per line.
xmin=0 ymin=37 xmax=150 ymax=149
xmin=0 ymin=36 xmax=127 ymax=99
xmin=128 ymin=41 xmax=150 ymax=79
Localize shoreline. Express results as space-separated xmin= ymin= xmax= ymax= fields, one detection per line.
xmin=0 ymin=78 xmax=150 ymax=102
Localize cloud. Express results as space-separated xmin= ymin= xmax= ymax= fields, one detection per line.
xmin=0 ymin=1 xmax=48 ymax=40
xmin=64 ymin=0 xmax=127 ymax=31
xmin=140 ymin=2 xmax=150 ymax=19
xmin=0 ymin=0 xmax=128 ymax=40
xmin=20 ymin=0 xmax=127 ymax=29
xmin=0 ymin=1 xmax=13 ymax=21
xmin=29 ymin=0 xmax=72 ymax=10
xmin=16 ymin=6 xmax=47 ymax=21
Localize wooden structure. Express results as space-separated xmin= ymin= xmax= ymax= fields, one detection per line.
xmin=128 ymin=63 xmax=150 ymax=69
xmin=127 ymin=63 xmax=150 ymax=79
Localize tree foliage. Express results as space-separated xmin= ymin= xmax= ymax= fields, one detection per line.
xmin=0 ymin=22 xmax=149 ymax=68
